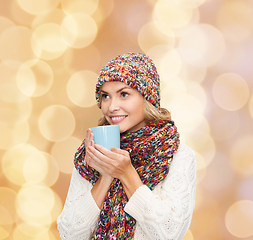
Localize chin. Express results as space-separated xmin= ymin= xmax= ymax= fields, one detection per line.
xmin=119 ymin=126 xmax=126 ymax=133
xmin=119 ymin=125 xmax=129 ymax=133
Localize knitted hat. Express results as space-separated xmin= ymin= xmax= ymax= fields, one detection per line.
xmin=95 ymin=52 xmax=160 ymax=109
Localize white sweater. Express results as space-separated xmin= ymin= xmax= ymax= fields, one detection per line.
xmin=57 ymin=144 xmax=196 ymax=240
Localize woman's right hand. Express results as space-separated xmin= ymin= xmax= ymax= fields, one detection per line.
xmin=85 ymin=128 xmax=114 ymax=209
xmin=85 ymin=129 xmax=113 ymax=182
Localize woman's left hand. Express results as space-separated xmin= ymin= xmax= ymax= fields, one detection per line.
xmin=87 ymin=144 xmax=144 ymax=199
xmin=87 ymin=144 xmax=133 ymax=180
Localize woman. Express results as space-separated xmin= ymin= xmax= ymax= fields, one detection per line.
xmin=57 ymin=52 xmax=196 ymax=240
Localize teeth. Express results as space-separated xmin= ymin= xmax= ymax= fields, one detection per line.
xmin=111 ymin=116 xmax=125 ymax=121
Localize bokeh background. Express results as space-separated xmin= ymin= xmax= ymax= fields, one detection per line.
xmin=0 ymin=0 xmax=253 ymax=239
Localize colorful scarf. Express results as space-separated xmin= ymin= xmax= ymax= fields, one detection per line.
xmin=74 ymin=120 xmax=180 ymax=239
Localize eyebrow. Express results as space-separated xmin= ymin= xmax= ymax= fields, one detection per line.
xmin=100 ymin=86 xmax=131 ymax=94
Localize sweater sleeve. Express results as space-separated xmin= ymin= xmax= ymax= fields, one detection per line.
xmin=57 ymin=168 xmax=100 ymax=240
xmin=124 ymin=144 xmax=196 ymax=240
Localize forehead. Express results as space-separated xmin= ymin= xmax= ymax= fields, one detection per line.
xmin=101 ymin=81 xmax=130 ymax=91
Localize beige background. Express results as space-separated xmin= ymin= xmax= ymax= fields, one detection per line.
xmin=0 ymin=0 xmax=253 ymax=239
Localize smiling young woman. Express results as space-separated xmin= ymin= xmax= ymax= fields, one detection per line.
xmin=57 ymin=52 xmax=196 ymax=240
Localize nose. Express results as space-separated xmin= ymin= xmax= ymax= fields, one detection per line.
xmin=109 ymin=97 xmax=120 ymax=112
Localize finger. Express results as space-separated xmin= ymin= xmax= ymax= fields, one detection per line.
xmin=94 ymin=144 xmax=119 ymax=160
xmin=86 ymin=129 xmax=93 ymax=147
xmin=111 ymin=147 xmax=129 ymax=157
xmin=89 ymin=145 xmax=109 ymax=161
xmin=87 ymin=147 xmax=110 ymax=168
xmin=85 ymin=151 xmax=92 ymax=165
xmin=85 ymin=129 xmax=90 ymax=146
xmin=91 ymin=139 xmax=95 ymax=147
xmin=90 ymin=132 xmax=95 ymax=146
xmin=86 ymin=150 xmax=104 ymax=173
xmin=86 ymin=128 xmax=90 ymax=140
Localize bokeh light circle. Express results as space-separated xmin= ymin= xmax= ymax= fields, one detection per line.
xmin=16 ymin=63 xmax=36 ymax=97
xmin=230 ymin=135 xmax=253 ymax=177
xmin=160 ymin=76 xmax=187 ymax=103
xmin=210 ymin=110 xmax=239 ymax=142
xmin=182 ymin=229 xmax=194 ymax=240
xmin=157 ymin=49 xmax=182 ymax=79
xmin=67 ymin=70 xmax=98 ymax=107
xmin=50 ymin=192 xmax=63 ymax=224
xmin=179 ymin=63 xmax=206 ymax=83
xmin=212 ymin=73 xmax=250 ymax=111
xmin=0 ymin=16 xmax=15 ymax=34
xmin=41 ymin=153 xmax=60 ymax=187
xmin=176 ymin=0 xmax=206 ymax=8
xmin=187 ymin=132 xmax=216 ymax=169
xmin=16 ymin=184 xmax=55 ymax=225
xmin=153 ymin=0 xmax=193 ymax=30
xmin=2 ymin=144 xmax=47 ymax=186
xmin=238 ymin=177 xmax=253 ymax=202
xmin=0 ymin=97 xmax=32 ymax=125
xmin=187 ymin=82 xmax=207 ymax=109
xmin=32 ymin=9 xmax=66 ymax=28
xmin=39 ymin=105 xmax=76 ymax=142
xmin=0 ymin=187 xmax=17 ymax=227
xmin=164 ymin=93 xmax=206 ymax=134
xmin=0 ymin=62 xmax=28 ymax=103
xmin=0 ymin=26 xmax=35 ymax=62
xmin=217 ymin=0 xmax=253 ymax=43
xmin=31 ymin=23 xmax=68 ymax=60
xmin=0 ymin=121 xmax=30 ymax=150
xmin=16 ymin=59 xmax=54 ymax=97
xmin=201 ymin=153 xmax=234 ymax=197
xmin=22 ymin=152 xmax=48 ymax=184
xmin=16 ymin=0 xmax=60 ymax=15
xmin=61 ymin=13 xmax=98 ymax=49
xmin=138 ymin=22 xmax=175 ymax=53
xmin=12 ymin=223 xmax=51 ymax=240
xmin=51 ymin=136 xmax=82 ymax=174
xmin=225 ymin=200 xmax=253 ymax=238
xmin=147 ymin=45 xmax=179 ymax=72
xmin=178 ymin=24 xmax=225 ymax=67
xmin=61 ymin=0 xmax=99 ymax=15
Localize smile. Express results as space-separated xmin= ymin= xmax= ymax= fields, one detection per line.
xmin=110 ymin=115 xmax=127 ymax=123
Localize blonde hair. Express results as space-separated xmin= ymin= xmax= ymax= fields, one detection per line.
xmin=144 ymin=100 xmax=171 ymax=123
xmin=98 ymin=99 xmax=171 ymax=126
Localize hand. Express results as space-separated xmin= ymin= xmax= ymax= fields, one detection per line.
xmin=88 ymin=144 xmax=143 ymax=199
xmin=85 ymin=129 xmax=113 ymax=181
xmin=87 ymin=144 xmax=133 ymax=180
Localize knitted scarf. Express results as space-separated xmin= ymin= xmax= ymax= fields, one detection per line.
xmin=74 ymin=120 xmax=180 ymax=239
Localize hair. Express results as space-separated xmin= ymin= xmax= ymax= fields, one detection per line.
xmin=98 ymin=99 xmax=171 ymax=126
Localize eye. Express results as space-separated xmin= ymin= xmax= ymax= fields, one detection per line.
xmin=121 ymin=92 xmax=129 ymax=98
xmin=101 ymin=93 xmax=109 ymax=99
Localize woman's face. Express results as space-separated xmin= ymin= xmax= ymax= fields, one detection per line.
xmin=100 ymin=81 xmax=145 ymax=133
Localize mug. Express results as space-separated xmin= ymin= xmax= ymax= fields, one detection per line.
xmin=91 ymin=125 xmax=120 ymax=150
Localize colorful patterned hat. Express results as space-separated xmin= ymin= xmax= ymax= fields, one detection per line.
xmin=95 ymin=52 xmax=160 ymax=109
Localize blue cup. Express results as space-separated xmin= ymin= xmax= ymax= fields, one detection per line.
xmin=91 ymin=125 xmax=120 ymax=150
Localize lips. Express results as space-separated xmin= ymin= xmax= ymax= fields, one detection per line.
xmin=110 ymin=115 xmax=127 ymax=123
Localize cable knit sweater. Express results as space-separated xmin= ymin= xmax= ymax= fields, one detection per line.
xmin=57 ymin=144 xmax=196 ymax=240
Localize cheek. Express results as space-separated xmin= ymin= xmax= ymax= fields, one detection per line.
xmin=136 ymin=99 xmax=145 ymax=113
xmin=130 ymin=101 xmax=144 ymax=118
xmin=100 ymin=103 xmax=107 ymax=115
